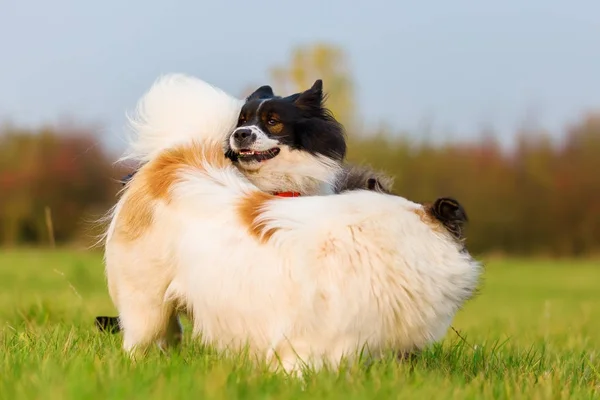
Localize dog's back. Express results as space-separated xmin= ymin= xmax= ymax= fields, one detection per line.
xmin=102 ymin=74 xmax=481 ymax=375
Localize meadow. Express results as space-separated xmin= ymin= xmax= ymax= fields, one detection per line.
xmin=0 ymin=249 xmax=598 ymax=399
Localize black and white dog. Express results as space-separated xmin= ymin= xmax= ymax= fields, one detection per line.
xmin=117 ymin=79 xmax=392 ymax=195
xmin=224 ymin=80 xmax=345 ymax=196
xmin=96 ymin=77 xmax=394 ymax=334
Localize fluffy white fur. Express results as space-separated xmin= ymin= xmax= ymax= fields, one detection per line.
xmin=121 ymin=74 xmax=340 ymax=196
xmin=120 ymin=73 xmax=244 ymax=163
xmin=229 ymin=124 xmax=340 ymax=195
xmin=233 ymin=146 xmax=340 ymax=195
xmin=105 ymin=74 xmax=482 ymax=374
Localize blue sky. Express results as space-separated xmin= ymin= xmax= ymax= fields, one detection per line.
xmin=1 ymin=0 xmax=599 ymax=150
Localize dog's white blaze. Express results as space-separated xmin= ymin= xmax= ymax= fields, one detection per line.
xmin=229 ymin=125 xmax=279 ymax=152
xmin=228 ymin=121 xmax=339 ymax=194
xmin=104 ymin=74 xmax=482 ymax=376
xmin=240 ymin=146 xmax=340 ymax=194
xmin=256 ymin=98 xmax=270 ymax=114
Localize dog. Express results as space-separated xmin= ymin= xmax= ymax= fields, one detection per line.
xmin=114 ymin=80 xmax=393 ymax=195
xmin=225 ymin=80 xmax=396 ymax=196
xmin=96 ymin=79 xmax=394 ymax=335
xmin=101 ymin=74 xmax=482 ymax=375
xmin=224 ymin=80 xmax=345 ymax=196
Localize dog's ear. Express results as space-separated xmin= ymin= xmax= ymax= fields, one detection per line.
xmin=431 ymin=198 xmax=467 ymax=224
xmin=246 ymin=85 xmax=274 ymax=101
xmin=367 ymin=178 xmax=379 ymax=191
xmin=367 ymin=177 xmax=394 ymax=194
xmin=429 ymin=197 xmax=468 ymax=239
xmin=294 ymin=79 xmax=324 ymax=110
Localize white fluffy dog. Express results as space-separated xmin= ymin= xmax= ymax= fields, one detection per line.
xmin=103 ymin=74 xmax=482 ymax=374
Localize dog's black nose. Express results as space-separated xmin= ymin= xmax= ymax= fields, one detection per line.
xmin=233 ymin=128 xmax=253 ymax=140
xmin=232 ymin=128 xmax=256 ymax=147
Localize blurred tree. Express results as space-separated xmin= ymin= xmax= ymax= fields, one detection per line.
xmin=345 ymin=111 xmax=600 ymax=257
xmin=0 ymin=125 xmax=125 ymax=247
xmin=554 ymin=113 xmax=600 ymax=255
xmin=270 ymin=43 xmax=357 ymax=132
xmin=1 ymin=102 xmax=599 ymax=257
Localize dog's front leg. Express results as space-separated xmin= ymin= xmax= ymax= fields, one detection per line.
xmin=268 ymin=338 xmax=318 ymax=377
xmin=118 ymin=294 xmax=180 ymax=359
xmin=156 ymin=312 xmax=183 ymax=351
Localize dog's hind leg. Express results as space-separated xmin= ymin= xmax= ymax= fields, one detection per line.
xmin=268 ymin=338 xmax=318 ymax=377
xmin=118 ymin=294 xmax=179 ymax=359
xmin=156 ymin=312 xmax=183 ymax=351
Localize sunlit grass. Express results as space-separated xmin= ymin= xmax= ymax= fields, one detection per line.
xmin=1 ymin=249 xmax=598 ymax=399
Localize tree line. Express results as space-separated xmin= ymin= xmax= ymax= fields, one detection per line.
xmin=346 ymin=114 xmax=600 ymax=256
xmin=1 ymin=43 xmax=598 ymax=256
xmin=1 ymin=114 xmax=598 ymax=256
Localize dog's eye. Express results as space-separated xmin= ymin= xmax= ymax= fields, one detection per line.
xmin=238 ymin=116 xmax=246 ymax=125
xmin=267 ymin=118 xmax=278 ymax=126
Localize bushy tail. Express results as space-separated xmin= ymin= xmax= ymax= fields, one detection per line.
xmin=119 ymin=73 xmax=244 ymax=163
xmin=91 ymin=74 xmax=243 ymax=249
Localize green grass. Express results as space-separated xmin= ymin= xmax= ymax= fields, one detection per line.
xmin=0 ymin=249 xmax=599 ymax=399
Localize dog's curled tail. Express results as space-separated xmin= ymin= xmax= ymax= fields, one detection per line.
xmin=119 ymin=74 xmax=244 ymax=164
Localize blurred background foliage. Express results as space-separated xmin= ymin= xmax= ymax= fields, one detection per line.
xmin=1 ymin=43 xmax=599 ymax=257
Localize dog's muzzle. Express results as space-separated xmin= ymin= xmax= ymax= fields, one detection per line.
xmin=231 ymin=128 xmax=256 ymax=149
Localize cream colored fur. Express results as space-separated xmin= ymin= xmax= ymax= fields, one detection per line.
xmin=104 ymin=74 xmax=482 ymax=375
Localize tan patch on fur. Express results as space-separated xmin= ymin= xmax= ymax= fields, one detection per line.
xmin=117 ymin=189 xmax=155 ymax=241
xmin=267 ymin=122 xmax=283 ymax=135
xmin=262 ymin=111 xmax=283 ymax=134
xmin=237 ymin=191 xmax=278 ymax=243
xmin=115 ymin=141 xmax=231 ymax=242
xmin=413 ymin=205 xmax=445 ymax=234
xmin=144 ymin=141 xmax=230 ymax=199
xmin=415 ymin=202 xmax=467 ymax=244
xmin=318 ymin=238 xmax=338 ymax=257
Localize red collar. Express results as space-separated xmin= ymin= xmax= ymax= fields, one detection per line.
xmin=274 ymin=191 xmax=301 ymax=198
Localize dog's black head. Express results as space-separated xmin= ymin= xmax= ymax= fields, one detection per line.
xmin=224 ymin=80 xmax=346 ymax=170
